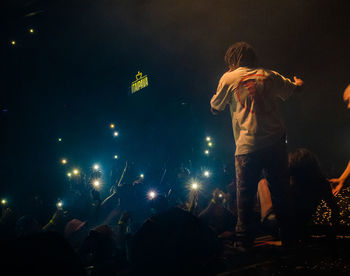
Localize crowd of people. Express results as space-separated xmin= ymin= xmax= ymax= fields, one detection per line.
xmin=1 ymin=42 xmax=349 ymax=275
xmin=1 ymin=146 xmax=349 ymax=275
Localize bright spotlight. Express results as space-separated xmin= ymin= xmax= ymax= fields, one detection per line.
xmin=61 ymin=158 xmax=67 ymax=165
xmin=206 ymin=136 xmax=211 ymax=142
xmin=58 ymin=138 xmax=62 ymax=142
xmin=56 ymin=201 xmax=63 ymax=209
xmin=67 ymin=172 xmax=72 ymax=178
xmin=10 ymin=40 xmax=16 ymax=46
xmin=110 ymin=123 xmax=115 ymax=129
xmin=73 ymin=169 xmax=79 ymax=175
xmin=113 ymin=155 xmax=118 ymax=159
xmin=191 ymin=182 xmax=199 ymax=190
xmin=93 ymin=164 xmax=100 ymax=171
xmin=113 ymin=131 xmax=119 ymax=137
xmin=219 ymin=193 xmax=223 ymax=198
xmin=1 ymin=199 xmax=7 ymax=205
xmin=204 ymin=150 xmax=209 ymax=155
xmin=203 ymin=170 xmax=210 ymax=177
xmin=93 ymin=180 xmax=100 ymax=188
xmin=29 ymin=28 xmax=35 ymax=34
xmin=148 ymin=190 xmax=157 ymax=200
xmin=140 ymin=174 xmax=144 ymax=179
xmin=208 ymin=142 xmax=213 ymax=147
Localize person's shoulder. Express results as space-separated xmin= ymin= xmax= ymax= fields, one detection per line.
xmin=219 ymin=69 xmax=243 ymax=84
xmin=251 ymin=67 xmax=274 ymax=76
xmin=238 ymin=67 xmax=273 ymax=78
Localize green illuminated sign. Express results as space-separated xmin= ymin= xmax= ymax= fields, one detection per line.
xmin=131 ymin=71 xmax=149 ymax=94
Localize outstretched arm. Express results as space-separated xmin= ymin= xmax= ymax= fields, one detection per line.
xmin=269 ymin=71 xmax=304 ymax=101
xmin=329 ymin=161 xmax=350 ymax=196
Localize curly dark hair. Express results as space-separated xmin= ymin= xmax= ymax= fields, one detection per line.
xmin=224 ymin=41 xmax=257 ymax=70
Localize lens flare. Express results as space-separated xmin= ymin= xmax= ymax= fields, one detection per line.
xmin=93 ymin=180 xmax=100 ymax=188
xmin=191 ymin=182 xmax=199 ymax=190
xmin=56 ymin=201 xmax=63 ymax=209
xmin=148 ymin=190 xmax=157 ymax=200
xmin=73 ymin=169 xmax=79 ymax=175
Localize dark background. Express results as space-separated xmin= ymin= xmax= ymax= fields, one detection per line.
xmin=1 ymin=0 xmax=349 ymax=206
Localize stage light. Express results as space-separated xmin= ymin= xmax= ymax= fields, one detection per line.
xmin=61 ymin=158 xmax=67 ymax=165
xmin=110 ymin=123 xmax=115 ymax=129
xmin=113 ymin=131 xmax=119 ymax=137
xmin=93 ymin=164 xmax=100 ymax=171
xmin=10 ymin=40 xmax=16 ymax=46
xmin=219 ymin=193 xmax=223 ymax=198
xmin=93 ymin=180 xmax=100 ymax=188
xmin=67 ymin=172 xmax=72 ymax=178
xmin=58 ymin=138 xmax=62 ymax=142
xmin=148 ymin=190 xmax=157 ymax=200
xmin=114 ymin=155 xmax=118 ymax=159
xmin=203 ymin=170 xmax=210 ymax=178
xmin=208 ymin=142 xmax=213 ymax=147
xmin=73 ymin=169 xmax=79 ymax=175
xmin=1 ymin=199 xmax=7 ymax=205
xmin=140 ymin=174 xmax=144 ymax=179
xmin=29 ymin=28 xmax=34 ymax=34
xmin=191 ymin=182 xmax=199 ymax=190
xmin=204 ymin=150 xmax=209 ymax=155
xmin=206 ymin=136 xmax=211 ymax=142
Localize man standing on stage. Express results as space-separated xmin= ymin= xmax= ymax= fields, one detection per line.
xmin=210 ymin=42 xmax=303 ymax=249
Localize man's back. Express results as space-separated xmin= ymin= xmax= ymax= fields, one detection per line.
xmin=211 ymin=67 xmax=297 ymax=155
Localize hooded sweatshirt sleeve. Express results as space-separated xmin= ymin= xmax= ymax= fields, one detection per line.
xmin=269 ymin=70 xmax=298 ymax=101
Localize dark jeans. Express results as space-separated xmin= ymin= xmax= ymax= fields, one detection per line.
xmin=235 ymin=139 xmax=293 ymax=246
